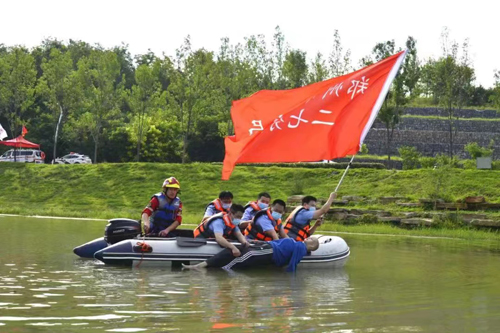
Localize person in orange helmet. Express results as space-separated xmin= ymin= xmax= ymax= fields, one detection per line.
xmin=141 ymin=177 xmax=182 ymax=237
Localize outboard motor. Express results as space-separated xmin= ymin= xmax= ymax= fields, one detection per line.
xmin=104 ymin=218 xmax=141 ymax=244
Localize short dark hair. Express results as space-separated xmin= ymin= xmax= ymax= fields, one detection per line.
xmin=230 ymin=204 xmax=245 ymax=214
xmin=302 ymin=196 xmax=317 ymax=205
xmin=272 ymin=199 xmax=286 ymax=209
xmin=219 ymin=191 xmax=233 ymax=200
xmin=257 ymin=192 xmax=271 ymax=199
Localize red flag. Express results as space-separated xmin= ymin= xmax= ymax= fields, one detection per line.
xmin=222 ymin=51 xmax=406 ymax=180
xmin=21 ymin=125 xmax=28 ymax=137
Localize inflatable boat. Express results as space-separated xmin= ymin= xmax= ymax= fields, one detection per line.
xmin=74 ymin=218 xmax=350 ymax=268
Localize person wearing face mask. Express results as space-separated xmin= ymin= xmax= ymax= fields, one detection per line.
xmin=194 ymin=204 xmax=250 ymax=257
xmin=201 ymin=191 xmax=234 ymax=223
xmin=141 ymin=177 xmax=182 ymax=237
xmin=240 ymin=192 xmax=272 ymax=229
xmin=284 ymin=192 xmax=337 ymax=241
xmin=182 ymin=237 xmax=320 ymax=272
xmin=244 ymin=199 xmax=288 ymax=241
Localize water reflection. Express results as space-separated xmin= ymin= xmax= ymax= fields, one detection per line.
xmin=3 ymin=216 xmax=500 ymax=332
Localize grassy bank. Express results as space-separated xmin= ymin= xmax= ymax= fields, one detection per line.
xmin=1 ymin=163 xmax=500 ymax=239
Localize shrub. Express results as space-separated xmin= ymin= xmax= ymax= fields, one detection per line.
xmin=432 ymin=212 xmax=464 ymax=229
xmin=464 ymin=141 xmax=494 ymax=159
xmin=419 ymin=157 xmax=436 ymax=169
xmin=435 ymin=153 xmax=460 ymax=168
xmin=425 ymin=165 xmax=454 ymax=201
xmin=398 ymin=146 xmax=420 ymax=170
xmin=461 ymin=159 xmax=476 ymax=170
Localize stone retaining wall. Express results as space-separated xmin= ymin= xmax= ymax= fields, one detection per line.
xmin=364 ymin=107 xmax=500 ymax=159
xmin=405 ymin=107 xmax=499 ymax=119
xmin=365 ymin=129 xmax=500 ymax=158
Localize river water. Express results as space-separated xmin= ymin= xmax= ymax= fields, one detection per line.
xmin=1 ymin=216 xmax=500 ymax=332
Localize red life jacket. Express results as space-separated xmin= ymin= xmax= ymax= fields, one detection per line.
xmin=283 ymin=207 xmax=311 ymax=241
xmin=194 ymin=213 xmax=235 ymax=239
xmin=244 ymin=209 xmax=282 ymax=241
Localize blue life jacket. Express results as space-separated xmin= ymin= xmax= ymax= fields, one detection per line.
xmin=150 ymin=192 xmax=181 ymax=232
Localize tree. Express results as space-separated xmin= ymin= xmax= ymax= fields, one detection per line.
xmin=244 ymin=34 xmax=273 ymax=89
xmin=328 ymin=30 xmax=351 ymax=77
xmin=373 ymin=40 xmax=397 ymax=161
xmin=168 ymin=40 xmax=224 ymax=163
xmin=141 ymin=121 xmax=182 ymax=162
xmin=308 ymin=52 xmax=329 ymax=83
xmin=0 ymin=47 xmax=37 ymax=138
xmin=75 ymin=49 xmax=124 ymax=163
xmin=282 ymin=49 xmax=308 ymax=89
xmin=403 ymin=37 xmax=420 ymax=98
xmin=271 ymin=26 xmax=287 ymax=89
xmin=126 ymin=60 xmax=166 ymax=161
xmin=490 ymin=70 xmax=500 ymax=113
xmin=126 ymin=60 xmax=166 ymax=162
xmin=37 ymin=48 xmax=79 ymax=161
xmin=430 ymin=28 xmax=475 ymax=157
xmin=376 ymin=37 xmax=420 ymax=161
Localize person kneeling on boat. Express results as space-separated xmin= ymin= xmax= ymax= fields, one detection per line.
xmin=284 ymin=192 xmax=337 ymax=241
xmin=182 ymin=237 xmax=319 ymax=272
xmin=244 ymin=199 xmax=288 ymax=241
xmin=194 ymin=204 xmax=250 ymax=257
xmin=240 ymin=192 xmax=272 ymax=229
xmin=201 ymin=191 xmax=234 ymax=223
xmin=141 ymin=177 xmax=182 ymax=237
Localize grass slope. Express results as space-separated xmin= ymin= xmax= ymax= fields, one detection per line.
xmin=1 ymin=163 xmax=500 ymax=239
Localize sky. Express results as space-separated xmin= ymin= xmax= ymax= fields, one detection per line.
xmin=1 ymin=0 xmax=498 ymax=87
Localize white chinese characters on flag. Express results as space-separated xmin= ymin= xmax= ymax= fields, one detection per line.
xmin=0 ymin=123 xmax=7 ymax=141
xmin=222 ymin=51 xmax=407 ymax=180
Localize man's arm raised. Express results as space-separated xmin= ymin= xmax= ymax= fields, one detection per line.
xmin=312 ymin=192 xmax=337 ymax=219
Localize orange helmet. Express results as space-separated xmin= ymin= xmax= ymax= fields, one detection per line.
xmin=162 ymin=177 xmax=180 ymax=189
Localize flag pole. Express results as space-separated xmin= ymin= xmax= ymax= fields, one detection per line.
xmin=334 ymin=154 xmax=356 ymax=193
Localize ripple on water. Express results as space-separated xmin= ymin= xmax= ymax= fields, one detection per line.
xmin=33 ymin=293 xmax=64 ymax=298
xmin=30 ymin=287 xmax=67 ymax=291
xmin=0 ymin=314 xmax=130 ymax=321
xmin=78 ymin=304 xmax=133 ymax=308
xmin=115 ymin=310 xmax=204 ymax=314
xmin=106 ymin=329 xmax=148 ymax=332
xmin=27 ymin=323 xmax=62 ymax=326
xmin=162 ymin=290 xmax=187 ymax=294
xmin=25 ymin=304 xmax=51 ymax=308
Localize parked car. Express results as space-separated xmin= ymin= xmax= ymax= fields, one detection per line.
xmin=53 ymin=153 xmax=92 ymax=164
xmin=0 ymin=149 xmax=45 ymax=163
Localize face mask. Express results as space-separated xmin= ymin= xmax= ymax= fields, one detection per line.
xmin=222 ymin=203 xmax=232 ymax=209
xmin=232 ymin=218 xmax=241 ymax=226
xmin=258 ymin=202 xmax=269 ymax=210
xmin=271 ymin=212 xmax=282 ymax=220
xmin=309 ymin=207 xmax=316 ymax=212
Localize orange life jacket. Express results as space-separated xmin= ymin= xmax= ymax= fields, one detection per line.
xmin=283 ymin=207 xmax=311 ymax=241
xmin=201 ymin=199 xmax=229 ymax=223
xmin=194 ymin=213 xmax=235 ymax=239
xmin=245 ymin=201 xmax=261 ymax=212
xmin=244 ymin=209 xmax=282 ymax=241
